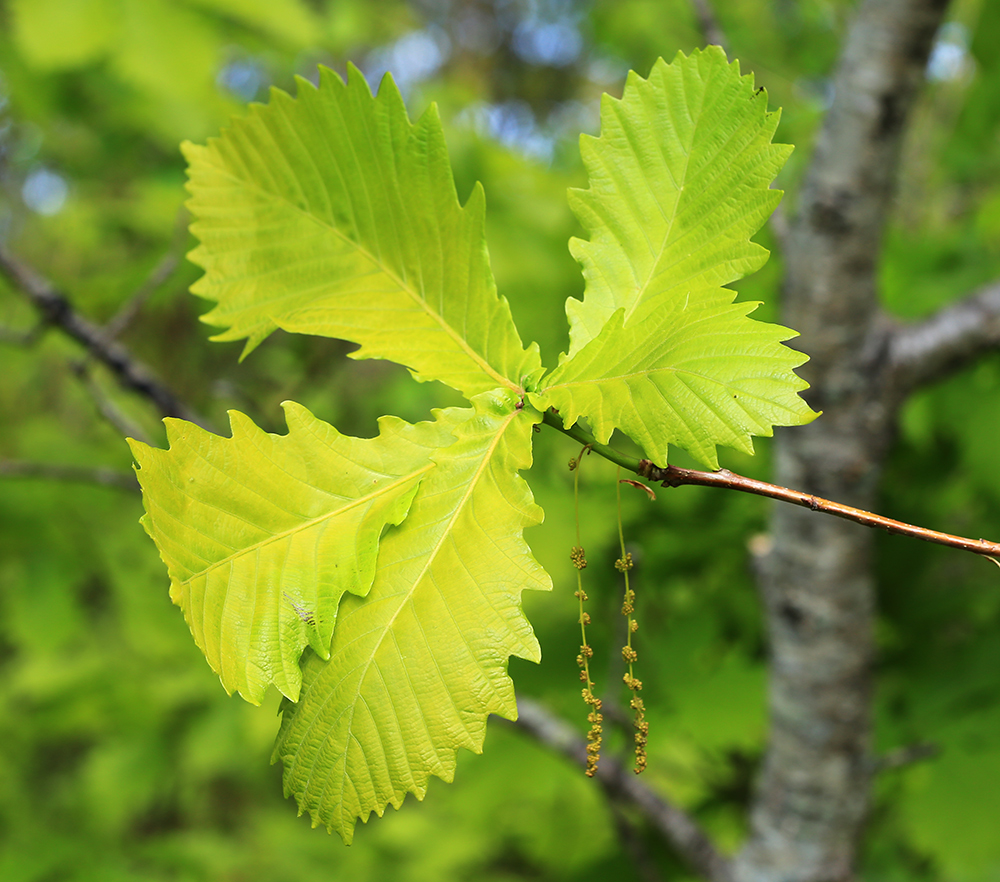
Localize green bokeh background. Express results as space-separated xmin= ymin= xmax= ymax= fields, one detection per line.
xmin=1 ymin=0 xmax=999 ymax=878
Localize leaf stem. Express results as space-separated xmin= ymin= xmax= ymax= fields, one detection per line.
xmin=542 ymin=410 xmax=642 ymax=472
xmin=540 ymin=409 xmax=1000 ymax=561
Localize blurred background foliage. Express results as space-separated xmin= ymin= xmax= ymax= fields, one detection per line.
xmin=1 ymin=0 xmax=999 ymax=879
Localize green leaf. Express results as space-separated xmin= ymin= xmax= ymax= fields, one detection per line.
xmin=537 ymin=298 xmax=815 ymax=469
xmin=535 ymin=48 xmax=817 ymax=468
xmin=128 ymin=402 xmax=452 ymax=705
xmin=563 ymin=46 xmax=792 ymax=356
xmin=272 ymin=393 xmax=549 ymax=842
xmin=183 ymin=64 xmax=540 ymax=398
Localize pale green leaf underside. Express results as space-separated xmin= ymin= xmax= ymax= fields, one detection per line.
xmin=272 ymin=393 xmax=550 ymax=842
xmin=129 ymin=403 xmax=449 ymax=704
xmin=537 ymin=296 xmax=817 ymax=470
xmin=183 ymin=64 xmax=539 ymax=397
xmin=565 ymin=46 xmax=792 ymax=358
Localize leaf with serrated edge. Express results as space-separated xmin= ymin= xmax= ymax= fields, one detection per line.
xmin=535 ymin=296 xmax=817 ymax=470
xmin=272 ymin=392 xmax=549 ymax=842
xmin=534 ymin=48 xmax=818 ymax=467
xmin=129 ymin=403 xmax=455 ymax=705
xmin=182 ymin=64 xmax=539 ymax=398
xmin=564 ymin=47 xmax=792 ymax=358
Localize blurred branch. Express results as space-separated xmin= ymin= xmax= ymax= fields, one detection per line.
xmin=769 ymin=200 xmax=790 ymax=253
xmin=608 ymin=799 xmax=665 ymax=882
xmin=0 ymin=459 xmax=139 ymax=494
xmin=0 ymin=245 xmax=206 ymax=427
xmin=888 ymin=278 xmax=1000 ymax=396
xmin=104 ymin=210 xmax=189 ymax=340
xmin=511 ymin=697 xmax=732 ymax=882
xmin=103 ymin=251 xmax=180 ymax=341
xmin=0 ymin=322 xmax=44 ymax=346
xmin=71 ymin=360 xmax=152 ymax=445
xmin=872 ymin=741 xmax=939 ymax=772
xmin=688 ymin=0 xmax=728 ymax=54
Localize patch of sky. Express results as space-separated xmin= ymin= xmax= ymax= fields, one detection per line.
xmin=512 ymin=17 xmax=581 ymax=67
xmin=509 ymin=0 xmax=583 ymax=67
xmin=457 ymin=100 xmax=555 ymax=163
xmin=217 ymin=56 xmax=267 ymax=102
xmin=927 ymin=22 xmax=972 ymax=84
xmin=22 ymin=167 xmax=68 ymax=216
xmin=364 ymin=26 xmax=451 ymax=93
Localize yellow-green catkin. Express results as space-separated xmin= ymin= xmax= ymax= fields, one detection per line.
xmin=570 ymin=446 xmax=602 ymax=777
xmin=617 ymin=469 xmax=647 ymax=774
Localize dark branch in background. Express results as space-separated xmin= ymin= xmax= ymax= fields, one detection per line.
xmin=104 ymin=209 xmax=189 ymax=340
xmin=71 ymin=360 xmax=152 ymax=445
xmin=688 ymin=0 xmax=728 ymax=55
xmin=0 ymin=459 xmax=139 ymax=494
xmin=608 ymin=800 xmax=665 ymax=882
xmin=103 ymin=251 xmax=180 ymax=341
xmin=889 ymin=278 xmax=1000 ymax=396
xmin=0 ymin=321 xmax=44 ymax=346
xmin=871 ymin=741 xmax=939 ymax=772
xmin=0 ymin=245 xmax=206 ymax=427
xmin=511 ymin=697 xmax=733 ymax=882
xmin=541 ymin=410 xmax=1000 ymax=562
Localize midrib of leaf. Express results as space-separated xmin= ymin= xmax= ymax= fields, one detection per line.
xmin=611 ymin=67 xmax=732 ymax=326
xmin=173 ymin=462 xmax=434 ymax=589
xmin=609 ymin=123 xmax=685 ymax=325
xmin=289 ymin=409 xmax=519 ymax=787
xmin=204 ymin=157 xmax=521 ymax=395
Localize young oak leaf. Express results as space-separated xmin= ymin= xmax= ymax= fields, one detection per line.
xmin=533 ymin=48 xmax=817 ymax=468
xmin=128 ymin=402 xmax=456 ymax=705
xmin=183 ymin=64 xmax=540 ymax=398
xmin=272 ymin=392 xmax=550 ymax=842
xmin=535 ymin=295 xmax=816 ymax=470
xmin=563 ymin=46 xmax=792 ymax=358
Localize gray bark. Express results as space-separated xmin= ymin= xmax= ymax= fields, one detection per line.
xmin=889 ymin=279 xmax=1000 ymax=396
xmin=734 ymin=1 xmax=951 ymax=880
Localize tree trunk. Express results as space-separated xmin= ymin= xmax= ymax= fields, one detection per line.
xmin=734 ymin=1 xmax=950 ymax=879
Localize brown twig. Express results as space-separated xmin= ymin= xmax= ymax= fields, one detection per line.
xmin=511 ymin=696 xmax=732 ymax=882
xmin=640 ymin=461 xmax=1000 ymax=560
xmin=541 ymin=410 xmax=1000 ymax=562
